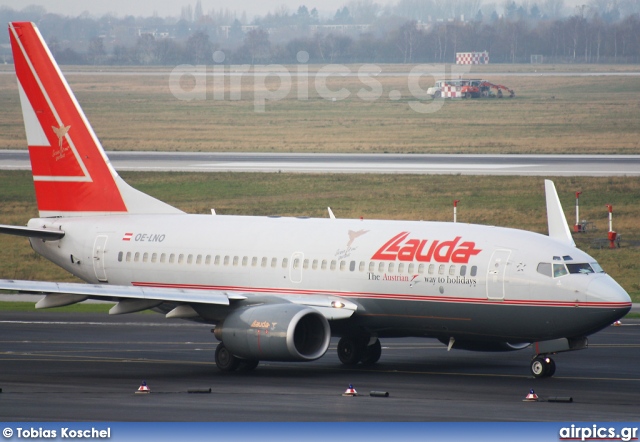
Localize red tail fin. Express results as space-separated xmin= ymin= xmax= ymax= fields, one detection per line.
xmin=9 ymin=22 xmax=180 ymax=217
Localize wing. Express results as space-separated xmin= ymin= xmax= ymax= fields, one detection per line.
xmin=0 ymin=279 xmax=357 ymax=320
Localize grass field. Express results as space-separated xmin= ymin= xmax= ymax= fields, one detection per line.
xmin=0 ymin=171 xmax=638 ymax=303
xmin=0 ymin=64 xmax=639 ymax=154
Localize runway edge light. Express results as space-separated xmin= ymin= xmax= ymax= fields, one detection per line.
xmin=342 ymin=384 xmax=358 ymax=396
xmin=524 ymin=389 xmax=539 ymax=402
xmin=136 ymin=380 xmax=150 ymax=394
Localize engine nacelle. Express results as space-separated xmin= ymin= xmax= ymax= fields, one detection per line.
xmin=438 ymin=338 xmax=530 ymax=352
xmin=214 ymin=304 xmax=331 ymax=361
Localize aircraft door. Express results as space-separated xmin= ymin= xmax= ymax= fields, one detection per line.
xmin=92 ymin=235 xmax=109 ymax=282
xmin=290 ymin=252 xmax=304 ymax=283
xmin=486 ymin=249 xmax=511 ymax=300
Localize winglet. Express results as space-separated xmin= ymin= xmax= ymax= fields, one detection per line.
xmin=544 ymin=180 xmax=575 ymax=247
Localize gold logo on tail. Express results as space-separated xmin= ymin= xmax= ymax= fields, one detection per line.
xmin=51 ymin=124 xmax=71 ymax=161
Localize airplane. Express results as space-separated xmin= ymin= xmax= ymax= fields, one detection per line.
xmin=0 ymin=21 xmax=631 ymax=378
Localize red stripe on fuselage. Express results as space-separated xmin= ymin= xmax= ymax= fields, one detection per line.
xmin=130 ymin=281 xmax=632 ymax=309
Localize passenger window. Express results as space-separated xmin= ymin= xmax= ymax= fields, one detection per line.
xmin=303 ymin=259 xmax=309 ymax=269
xmin=398 ymin=263 xmax=404 ymax=273
xmin=126 ymin=252 xmax=131 ymax=262
xmin=470 ymin=266 xmax=477 ymax=277
xmin=312 ymin=260 xmax=318 ymax=270
xmin=340 ymin=261 xmax=347 ymax=271
xmin=224 ymin=256 xmax=230 ymax=266
xmin=196 ymin=255 xmax=202 ymax=264
xmin=143 ymin=253 xmax=149 ymax=263
xmin=418 ymin=263 xmax=424 ymax=274
xmin=293 ymin=258 xmax=300 ymax=269
xmin=261 ymin=257 xmax=267 ymax=267
xmin=428 ymin=264 xmax=435 ymax=275
xmin=537 ymin=262 xmax=552 ymax=277
xmin=282 ymin=258 xmax=288 ymax=268
xmin=438 ymin=264 xmax=445 ymax=275
xmin=460 ymin=265 xmax=467 ymax=276
xmin=378 ymin=262 xmax=385 ymax=272
xmin=187 ymin=254 xmax=192 ymax=264
xmin=169 ymin=253 xmax=175 ymax=264
xmin=553 ymin=263 xmax=568 ymax=277
xmin=151 ymin=253 xmax=157 ymax=263
xmin=321 ymin=260 xmax=327 ymax=270
xmin=388 ymin=262 xmax=394 ymax=273
xmin=369 ymin=262 xmax=375 ymax=272
xmin=160 ymin=253 xmax=166 ymax=263
xmin=252 ymin=257 xmax=258 ymax=267
xmin=214 ymin=255 xmax=220 ymax=265
xmin=271 ymin=258 xmax=277 ymax=268
xmin=408 ymin=263 xmax=414 ymax=274
xmin=358 ymin=261 xmax=364 ymax=272
xmin=242 ymin=256 xmax=248 ymax=266
xmin=233 ymin=256 xmax=239 ymax=266
xmin=205 ymin=255 xmax=211 ymax=265
xmin=178 ymin=254 xmax=184 ymax=264
xmin=449 ymin=265 xmax=455 ymax=276
xmin=118 ymin=251 xmax=123 ymax=262
xmin=134 ymin=252 xmax=140 ymax=262
xmin=330 ymin=260 xmax=336 ymax=271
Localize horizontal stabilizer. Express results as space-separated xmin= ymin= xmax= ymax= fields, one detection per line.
xmin=0 ymin=224 xmax=65 ymax=240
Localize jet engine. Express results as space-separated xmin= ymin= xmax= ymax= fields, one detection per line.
xmin=214 ymin=304 xmax=331 ymax=361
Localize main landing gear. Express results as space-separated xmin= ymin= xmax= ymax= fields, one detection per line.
xmin=530 ymin=355 xmax=556 ymax=378
xmin=214 ymin=343 xmax=259 ymax=372
xmin=337 ymin=337 xmax=382 ymax=366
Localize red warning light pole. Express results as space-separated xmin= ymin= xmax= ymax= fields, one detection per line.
xmin=606 ymin=204 xmax=616 ymax=248
xmin=453 ymin=200 xmax=460 ymax=223
xmin=574 ymin=191 xmax=582 ymax=232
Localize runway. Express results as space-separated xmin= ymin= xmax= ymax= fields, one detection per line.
xmin=1 ymin=150 xmax=639 ymax=176
xmin=0 ymin=311 xmax=638 ymax=421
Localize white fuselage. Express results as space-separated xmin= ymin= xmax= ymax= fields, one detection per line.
xmin=28 ymin=214 xmax=630 ymax=343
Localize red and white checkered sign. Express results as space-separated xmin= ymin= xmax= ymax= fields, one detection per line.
xmin=456 ymin=51 xmax=489 ymax=65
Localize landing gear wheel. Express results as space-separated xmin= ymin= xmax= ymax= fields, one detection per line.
xmin=337 ymin=337 xmax=363 ymax=366
xmin=215 ymin=343 xmax=240 ymax=372
xmin=547 ymin=358 xmax=556 ymax=377
xmin=530 ymin=356 xmax=555 ymax=378
xmin=240 ymin=359 xmax=260 ymax=371
xmin=360 ymin=339 xmax=382 ymax=366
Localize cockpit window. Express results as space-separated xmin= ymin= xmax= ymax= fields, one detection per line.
xmin=591 ymin=262 xmax=605 ymax=273
xmin=553 ymin=263 xmax=568 ymax=277
xmin=562 ymin=255 xmax=573 ymax=261
xmin=566 ymin=263 xmax=595 ymax=274
xmin=537 ymin=262 xmax=552 ymax=277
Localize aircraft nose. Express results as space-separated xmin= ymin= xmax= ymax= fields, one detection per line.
xmin=587 ymin=275 xmax=632 ymax=306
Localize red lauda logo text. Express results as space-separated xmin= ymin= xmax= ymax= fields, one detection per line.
xmin=371 ymin=232 xmax=481 ymax=263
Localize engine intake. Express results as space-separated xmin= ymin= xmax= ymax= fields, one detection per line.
xmin=215 ymin=304 xmax=330 ymax=361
